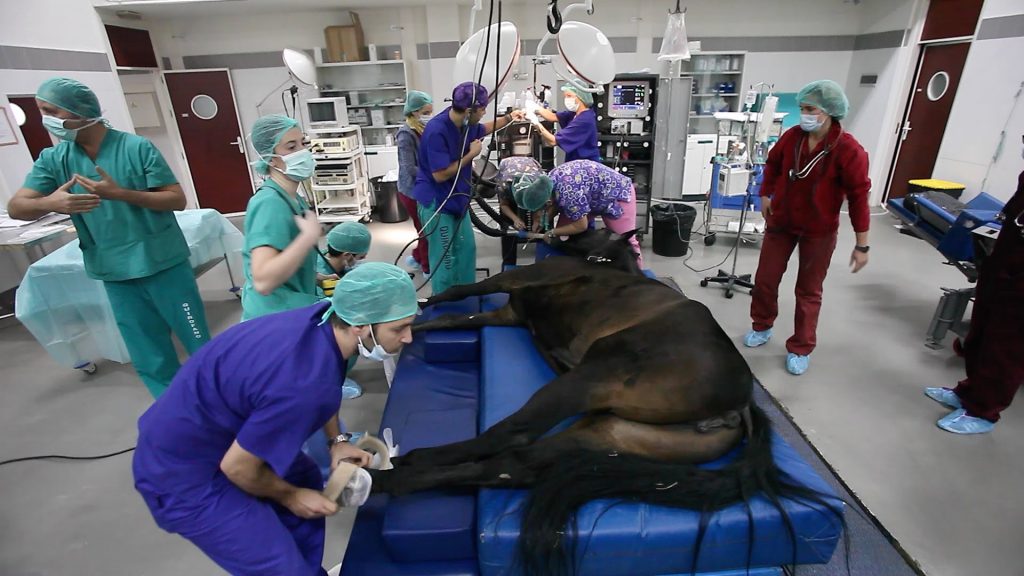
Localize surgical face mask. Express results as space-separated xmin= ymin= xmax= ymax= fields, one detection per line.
xmin=419 ymin=113 xmax=432 ymax=122
xmin=357 ymin=325 xmax=398 ymax=362
xmin=273 ymin=148 xmax=316 ymax=181
xmin=564 ymin=97 xmax=579 ymax=112
xmin=800 ymin=113 xmax=824 ymax=133
xmin=42 ymin=115 xmax=99 ymax=142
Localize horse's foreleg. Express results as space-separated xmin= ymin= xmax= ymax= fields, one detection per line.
xmin=395 ymin=361 xmax=619 ymax=468
xmin=413 ymin=304 xmax=520 ymax=333
xmin=423 ymin=263 xmax=585 ymax=307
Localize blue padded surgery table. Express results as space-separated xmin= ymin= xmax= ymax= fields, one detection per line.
xmin=340 ymin=267 xmax=844 ymax=575
xmin=14 ymin=209 xmax=242 ymax=373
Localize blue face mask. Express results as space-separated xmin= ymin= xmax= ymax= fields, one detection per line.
xmin=357 ymin=325 xmax=398 ymax=362
xmin=800 ymin=113 xmax=824 ymax=133
xmin=42 ymin=115 xmax=99 ymax=142
xmin=273 ymin=148 xmax=316 ymax=181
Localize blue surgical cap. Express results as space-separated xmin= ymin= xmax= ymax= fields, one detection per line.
xmin=512 ymin=173 xmax=554 ymax=212
xmin=797 ymin=80 xmax=849 ymax=120
xmin=404 ymin=90 xmax=433 ymax=116
xmin=250 ymin=114 xmax=300 ymax=175
xmin=327 ymin=222 xmax=372 ymax=254
xmin=323 ymin=262 xmax=418 ymax=326
xmin=561 ymin=84 xmax=594 ymax=108
xmin=36 ymin=78 xmax=102 ymax=119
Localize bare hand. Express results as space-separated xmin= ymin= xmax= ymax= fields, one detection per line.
xmin=543 ymin=231 xmax=558 ymax=245
xmin=74 ymin=167 xmax=122 ymax=199
xmin=48 ymin=179 xmax=100 ymax=214
xmin=760 ymin=197 xmax=772 ymax=218
xmin=511 ymin=216 xmax=526 ymax=231
xmin=317 ymin=272 xmax=339 ymax=283
xmin=509 ymin=109 xmax=525 ymax=121
xmin=849 ymin=249 xmax=868 ymax=273
xmin=283 ymin=488 xmax=339 ymax=519
xmin=468 ymin=139 xmax=483 ymax=158
xmin=295 ymin=211 xmax=321 ymax=242
xmin=531 ymin=218 xmax=543 ymax=233
xmin=330 ymin=443 xmax=372 ymax=470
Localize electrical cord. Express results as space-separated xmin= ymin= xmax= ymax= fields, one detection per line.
xmin=0 ymin=447 xmax=135 ymax=467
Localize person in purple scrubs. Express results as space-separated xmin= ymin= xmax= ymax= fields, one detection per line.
xmin=530 ymin=84 xmax=601 ymax=162
xmin=132 ymin=263 xmax=418 ymax=575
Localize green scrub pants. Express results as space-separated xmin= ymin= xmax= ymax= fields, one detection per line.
xmin=103 ymin=261 xmax=210 ymax=397
xmin=418 ymin=203 xmax=477 ymax=295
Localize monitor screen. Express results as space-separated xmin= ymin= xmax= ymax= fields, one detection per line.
xmin=606 ymin=83 xmax=647 ymax=117
xmin=308 ymin=102 xmax=337 ymax=123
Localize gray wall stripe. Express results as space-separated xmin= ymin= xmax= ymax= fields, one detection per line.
xmin=0 ymin=45 xmax=110 ymax=72
xmin=416 ymin=41 xmax=461 ymax=60
xmin=652 ymin=30 xmax=906 ymax=53
xmin=977 ymin=14 xmax=1024 ymax=41
xmin=184 ymin=51 xmax=286 ymax=70
xmin=162 ymin=57 xmax=172 ymax=70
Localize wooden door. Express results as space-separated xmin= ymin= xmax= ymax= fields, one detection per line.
xmin=886 ymin=42 xmax=971 ymax=200
xmin=163 ymin=70 xmax=253 ymax=213
xmin=8 ymin=96 xmax=53 ymax=160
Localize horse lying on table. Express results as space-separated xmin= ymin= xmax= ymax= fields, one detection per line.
xmin=370 ymin=229 xmax=842 ymax=575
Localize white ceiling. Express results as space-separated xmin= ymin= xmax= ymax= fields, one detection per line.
xmin=96 ymin=0 xmax=484 ymax=19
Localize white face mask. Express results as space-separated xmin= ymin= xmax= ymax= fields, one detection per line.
xmin=356 ymin=325 xmax=398 ymax=362
xmin=564 ymin=97 xmax=579 ymax=112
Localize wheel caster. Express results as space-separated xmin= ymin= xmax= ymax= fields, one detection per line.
xmin=704 ymin=234 xmax=717 ymax=246
xmin=77 ymin=362 xmax=97 ymax=375
xmin=725 ymin=291 xmax=734 ymax=299
xmin=700 ymin=279 xmax=709 ymax=287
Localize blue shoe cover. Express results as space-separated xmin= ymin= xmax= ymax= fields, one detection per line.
xmin=743 ymin=329 xmax=772 ymax=348
xmin=937 ymin=409 xmax=995 ymax=434
xmin=786 ymin=353 xmax=809 ymax=375
xmin=924 ymin=387 xmax=962 ymax=410
xmin=342 ymin=378 xmax=363 ymax=400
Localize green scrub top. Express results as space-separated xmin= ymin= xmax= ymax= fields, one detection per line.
xmin=22 ymin=129 xmax=188 ymax=281
xmin=241 ymin=180 xmax=318 ymax=321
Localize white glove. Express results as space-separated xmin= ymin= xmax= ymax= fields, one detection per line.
xmin=524 ymin=99 xmax=540 ymax=114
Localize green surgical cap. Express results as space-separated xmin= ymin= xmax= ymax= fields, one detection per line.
xmin=324 ymin=262 xmax=418 ymax=326
xmin=512 ymin=173 xmax=553 ymax=212
xmin=797 ymin=80 xmax=849 ymax=120
xmin=250 ymin=114 xmax=299 ymax=175
xmin=327 ymin=222 xmax=371 ymax=254
xmin=561 ymin=84 xmax=594 ymax=107
xmin=36 ymin=78 xmax=101 ymax=119
xmin=404 ymin=90 xmax=433 ymax=116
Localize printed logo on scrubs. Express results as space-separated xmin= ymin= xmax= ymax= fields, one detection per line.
xmin=182 ymin=303 xmax=204 ymax=340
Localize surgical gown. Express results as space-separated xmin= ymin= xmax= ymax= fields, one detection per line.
xmin=22 ymin=128 xmax=209 ymax=397
xmin=133 ymin=303 xmax=347 ymax=576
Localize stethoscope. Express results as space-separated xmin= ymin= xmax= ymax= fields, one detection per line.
xmin=787 ymin=130 xmax=842 ymax=182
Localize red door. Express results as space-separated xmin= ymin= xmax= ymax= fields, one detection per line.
xmin=163 ymin=70 xmax=253 ymax=213
xmin=886 ymin=42 xmax=971 ymax=200
xmin=9 ymin=96 xmax=54 ymax=160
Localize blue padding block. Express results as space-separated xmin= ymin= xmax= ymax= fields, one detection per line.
xmin=380 ymin=351 xmax=479 ymax=563
xmin=341 ymin=495 xmax=479 ymax=576
xmin=477 ymin=326 xmax=842 ymax=576
xmin=419 ymin=297 xmax=481 ymax=363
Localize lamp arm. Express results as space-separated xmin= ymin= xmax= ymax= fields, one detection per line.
xmin=255 ymin=76 xmax=297 ymax=111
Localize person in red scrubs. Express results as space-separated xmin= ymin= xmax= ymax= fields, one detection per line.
xmin=925 ymin=163 xmax=1024 ymax=434
xmin=743 ymin=80 xmax=871 ymax=376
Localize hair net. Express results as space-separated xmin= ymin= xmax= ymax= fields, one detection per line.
xmin=323 ymin=262 xmax=419 ymax=326
xmin=561 ymin=84 xmax=594 ymax=108
xmin=250 ymin=114 xmax=300 ymax=175
xmin=36 ymin=78 xmax=102 ymax=119
xmin=327 ymin=222 xmax=372 ymax=254
xmin=452 ymin=82 xmax=488 ymax=110
xmin=512 ymin=173 xmax=554 ymax=212
xmin=797 ymin=80 xmax=849 ymax=120
xmin=404 ymin=90 xmax=433 ymax=116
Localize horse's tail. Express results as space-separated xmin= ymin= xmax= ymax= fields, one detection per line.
xmin=516 ymin=404 xmax=844 ymax=576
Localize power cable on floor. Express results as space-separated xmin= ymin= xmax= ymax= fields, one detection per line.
xmin=0 ymin=446 xmax=135 ymax=467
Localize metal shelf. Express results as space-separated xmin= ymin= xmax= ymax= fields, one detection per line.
xmin=358 ymin=124 xmax=403 ymax=129
xmin=318 ymin=198 xmax=363 ymax=209
xmin=312 ymin=183 xmax=360 ymax=191
xmin=322 ymin=86 xmax=405 ymax=93
xmin=312 ymin=148 xmax=364 ymax=161
xmin=318 ymin=61 xmax=405 ymax=68
xmin=348 ymin=103 xmax=405 ymax=108
xmin=694 ymin=93 xmax=739 ymax=97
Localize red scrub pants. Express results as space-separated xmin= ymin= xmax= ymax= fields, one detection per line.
xmin=398 ymin=194 xmax=429 ymax=274
xmin=953 ymin=267 xmax=1024 ymax=423
xmin=751 ymin=229 xmax=838 ymax=356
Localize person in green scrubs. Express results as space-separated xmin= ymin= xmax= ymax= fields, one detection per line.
xmin=7 ymin=77 xmax=209 ymax=398
xmin=241 ymin=115 xmax=322 ymax=321
xmin=316 ymin=221 xmax=372 ymax=400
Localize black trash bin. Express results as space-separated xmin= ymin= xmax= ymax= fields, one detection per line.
xmin=651 ymin=203 xmax=696 ymax=257
xmin=372 ymin=177 xmax=409 ymax=223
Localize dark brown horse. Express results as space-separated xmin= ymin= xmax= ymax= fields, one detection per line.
xmin=371 ymin=229 xmax=839 ymax=575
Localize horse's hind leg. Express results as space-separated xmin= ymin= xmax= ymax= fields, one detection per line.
xmin=413 ymin=303 xmax=520 ymax=333
xmin=396 ymin=361 xmax=619 ymax=468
